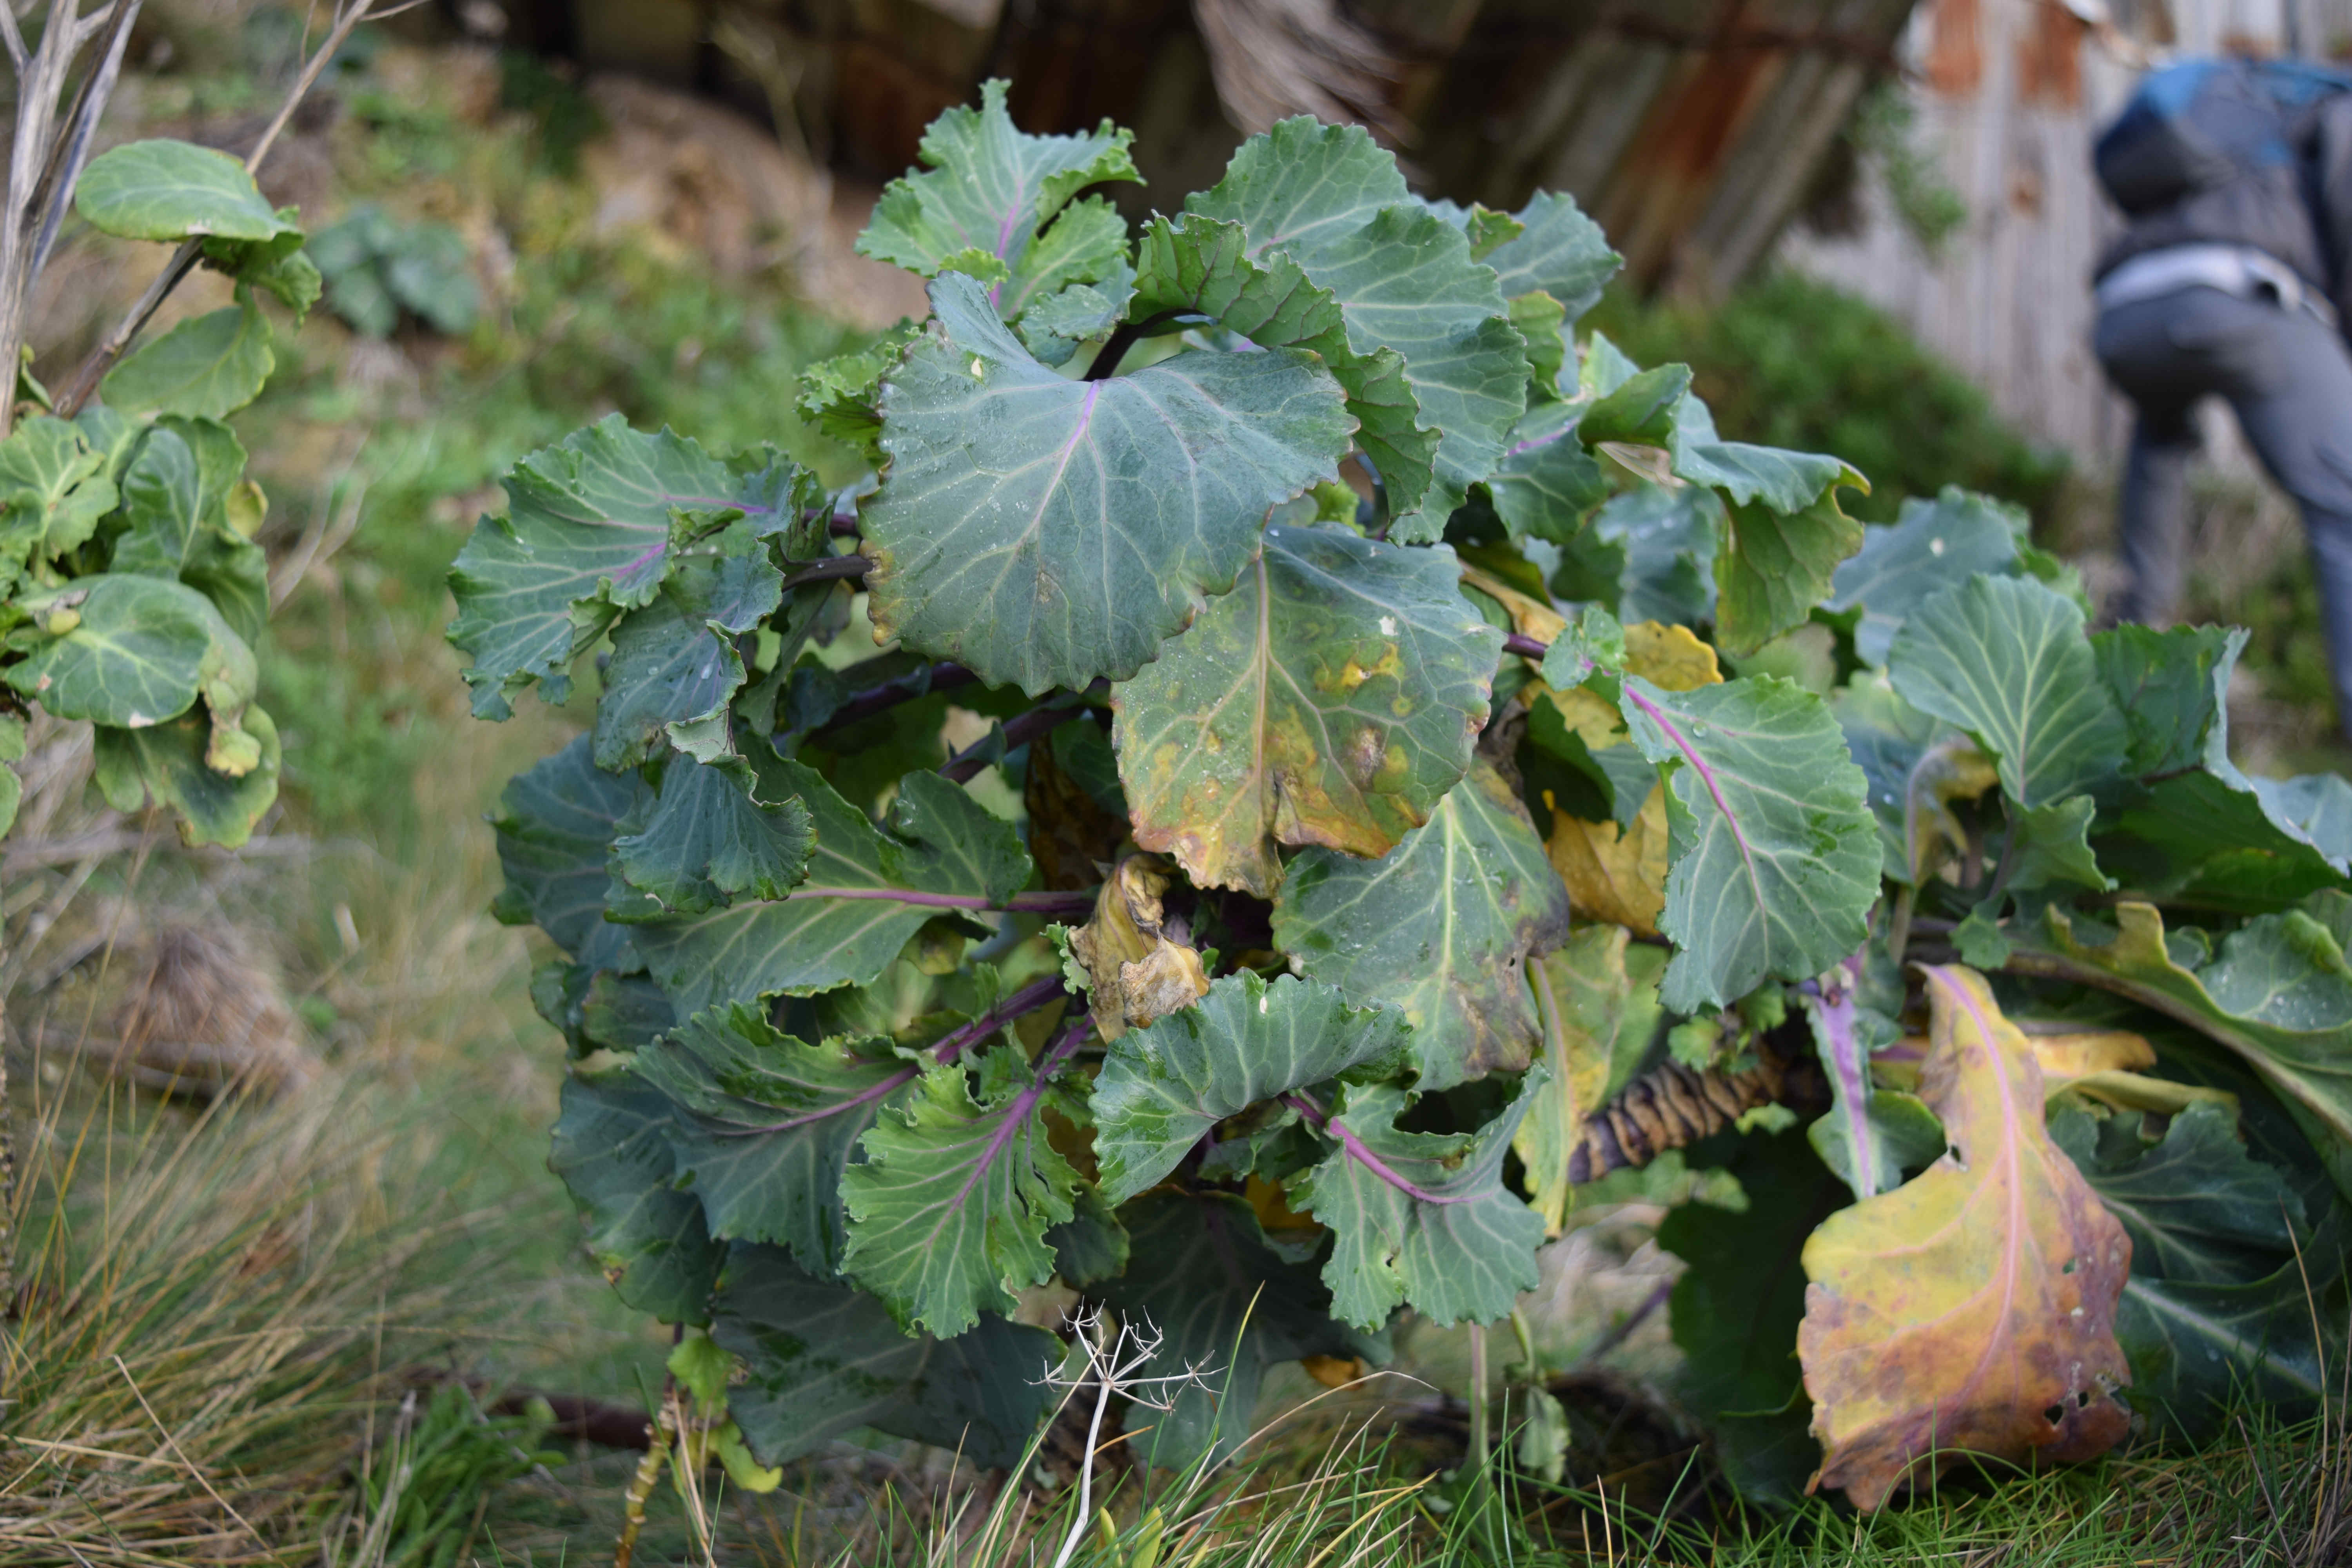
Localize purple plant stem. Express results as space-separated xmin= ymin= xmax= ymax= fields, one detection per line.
xmin=812 ymin=662 xmax=979 ymax=739
xmin=1809 ymin=954 xmax=1881 ymax=1194
xmin=713 ymin=974 xmax=1071 ymax=1138
xmin=1502 ymin=632 xmax=1548 ymax=660
xmin=939 ymin=692 xmax=1096 ymax=785
xmin=781 ymin=886 xmax=1096 ymax=916
xmin=1282 ymin=1093 xmax=1472 ymax=1207
xmin=778 ymin=554 xmax=873 ymax=593
xmin=936 ymin=1014 xmax=1095 ymax=1229
xmin=1619 ymin=680 xmax=1765 ymax=894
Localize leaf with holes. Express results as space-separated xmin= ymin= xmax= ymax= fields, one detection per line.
xmin=1799 ymin=966 xmax=2133 ymax=1511
xmin=1112 ymin=523 xmax=1503 ymax=896
xmin=2053 ymin=1103 xmax=2334 ymax=1440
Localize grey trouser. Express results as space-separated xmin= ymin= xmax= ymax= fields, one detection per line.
xmin=2094 ymin=286 xmax=2352 ymax=741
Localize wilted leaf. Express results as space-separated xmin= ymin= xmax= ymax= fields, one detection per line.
xmin=841 ymin=1040 xmax=1086 ymax=1336
xmin=714 ymin=1242 xmax=1060 ymax=1469
xmin=1063 ymin=853 xmax=1211 ymax=1041
xmin=1096 ymin=1191 xmax=1383 ymax=1466
xmin=1113 ymin=523 xmax=1503 ymax=895
xmin=1092 ymin=970 xmax=1410 ymax=1203
xmin=1294 ymin=1068 xmax=1548 ymax=1329
xmin=1617 ymin=674 xmax=1879 ymax=1013
xmin=860 ymin=272 xmax=1351 ymax=695
xmin=1803 ymin=969 xmax=1942 ymax=1203
xmin=91 ymin=704 xmax=280 ymax=849
xmin=1799 ymin=966 xmax=2132 ymax=1510
xmin=1273 ymin=762 xmax=1571 ymax=1089
xmin=1516 ymin=925 xmax=1666 ymax=1232
xmin=2025 ymin=899 xmax=2352 ymax=1196
xmin=1887 ymin=574 xmax=2127 ymax=809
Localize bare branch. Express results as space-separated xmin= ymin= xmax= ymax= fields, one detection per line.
xmin=0 ymin=5 xmax=29 ymax=71
xmin=27 ymin=0 xmax=139 ymax=279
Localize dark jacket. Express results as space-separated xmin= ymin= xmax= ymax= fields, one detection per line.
xmin=2095 ymin=86 xmax=2352 ymax=327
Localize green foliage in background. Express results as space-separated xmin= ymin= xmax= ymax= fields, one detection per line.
xmin=1587 ymin=270 xmax=2070 ymax=527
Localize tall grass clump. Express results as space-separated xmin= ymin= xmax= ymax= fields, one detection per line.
xmin=0 ymin=1062 xmax=462 ymax=1562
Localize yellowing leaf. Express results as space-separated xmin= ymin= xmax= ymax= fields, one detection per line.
xmin=1622 ymin=620 xmax=1720 ymax=691
xmin=1798 ymin=965 xmax=2132 ymax=1510
xmin=1547 ymin=782 xmax=1668 ymax=935
xmin=2030 ymin=1029 xmax=2156 ymax=1083
xmin=1067 ymin=853 xmax=1211 ymax=1042
xmin=1515 ymin=925 xmax=1666 ymax=1233
xmin=1534 ymin=622 xmax=1719 ymax=936
xmin=1459 ymin=561 xmax=1566 ymax=642
xmin=1878 ymin=1027 xmax=2156 ymax=1096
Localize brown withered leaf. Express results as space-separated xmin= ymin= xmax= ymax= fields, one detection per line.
xmin=1799 ymin=965 xmax=2132 ymax=1510
xmin=1113 ymin=523 xmax=1504 ymax=896
xmin=1025 ymin=723 xmax=1130 ymax=890
xmin=1066 ymin=852 xmax=1212 ymax=1042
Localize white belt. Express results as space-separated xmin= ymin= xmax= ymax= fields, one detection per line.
xmin=2096 ymin=243 xmax=2339 ymax=329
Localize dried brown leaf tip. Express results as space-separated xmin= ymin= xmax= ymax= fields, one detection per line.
xmin=1067 ymin=852 xmax=1211 ymax=1041
xmin=1798 ymin=964 xmax=2132 ymax=1509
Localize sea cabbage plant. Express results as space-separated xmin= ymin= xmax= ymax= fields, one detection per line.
xmin=452 ymin=83 xmax=2352 ymax=1508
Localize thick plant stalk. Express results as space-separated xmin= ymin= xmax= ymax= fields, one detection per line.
xmin=1562 ymin=1041 xmax=1820 ymax=1185
xmin=613 ymin=1385 xmax=678 ymax=1568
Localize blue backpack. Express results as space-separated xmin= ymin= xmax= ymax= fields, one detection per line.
xmin=2096 ymin=58 xmax=2352 ymax=216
